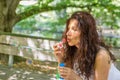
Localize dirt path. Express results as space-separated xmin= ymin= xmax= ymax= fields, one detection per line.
xmin=0 ymin=64 xmax=56 ymax=80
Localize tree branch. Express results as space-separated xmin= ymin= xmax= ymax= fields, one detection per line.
xmin=16 ymin=2 xmax=98 ymax=22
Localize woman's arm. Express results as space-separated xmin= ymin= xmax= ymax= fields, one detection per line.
xmin=94 ymin=49 xmax=111 ymax=80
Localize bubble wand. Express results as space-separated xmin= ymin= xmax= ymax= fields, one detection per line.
xmin=58 ymin=38 xmax=66 ymax=49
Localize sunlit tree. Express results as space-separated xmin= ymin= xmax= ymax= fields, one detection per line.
xmin=0 ymin=0 xmax=120 ymax=32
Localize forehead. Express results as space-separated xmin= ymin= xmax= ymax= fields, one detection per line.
xmin=68 ymin=19 xmax=78 ymax=28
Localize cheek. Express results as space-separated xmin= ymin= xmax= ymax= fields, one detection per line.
xmin=74 ymin=32 xmax=80 ymax=37
xmin=73 ymin=33 xmax=80 ymax=41
xmin=70 ymin=31 xmax=77 ymax=37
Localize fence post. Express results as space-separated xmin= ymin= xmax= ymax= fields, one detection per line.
xmin=8 ymin=55 xmax=14 ymax=67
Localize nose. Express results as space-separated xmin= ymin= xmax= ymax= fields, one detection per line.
xmin=66 ymin=30 xmax=71 ymax=36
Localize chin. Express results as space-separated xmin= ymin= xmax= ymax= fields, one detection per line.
xmin=68 ymin=43 xmax=74 ymax=46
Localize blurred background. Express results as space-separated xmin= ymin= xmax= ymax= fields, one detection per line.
xmin=0 ymin=0 xmax=120 ymax=80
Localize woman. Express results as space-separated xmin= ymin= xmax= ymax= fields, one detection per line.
xmin=53 ymin=11 xmax=120 ymax=80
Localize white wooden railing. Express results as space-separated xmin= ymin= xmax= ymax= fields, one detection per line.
xmin=0 ymin=32 xmax=60 ymax=66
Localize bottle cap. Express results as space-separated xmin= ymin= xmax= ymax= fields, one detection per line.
xmin=59 ymin=62 xmax=65 ymax=67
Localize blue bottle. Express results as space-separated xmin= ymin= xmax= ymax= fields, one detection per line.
xmin=59 ymin=62 xmax=65 ymax=80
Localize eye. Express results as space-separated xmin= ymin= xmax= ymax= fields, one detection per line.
xmin=73 ymin=27 xmax=78 ymax=31
xmin=74 ymin=28 xmax=77 ymax=31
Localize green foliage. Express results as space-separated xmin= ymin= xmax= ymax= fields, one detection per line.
xmin=13 ymin=0 xmax=120 ymax=47
xmin=13 ymin=11 xmax=66 ymax=38
xmin=104 ymin=37 xmax=120 ymax=47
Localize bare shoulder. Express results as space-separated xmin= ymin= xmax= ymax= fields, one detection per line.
xmin=95 ymin=48 xmax=111 ymax=68
xmin=94 ymin=48 xmax=111 ymax=80
xmin=96 ymin=48 xmax=110 ymax=61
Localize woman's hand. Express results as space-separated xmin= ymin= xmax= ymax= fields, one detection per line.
xmin=53 ymin=43 xmax=65 ymax=63
xmin=58 ymin=67 xmax=82 ymax=80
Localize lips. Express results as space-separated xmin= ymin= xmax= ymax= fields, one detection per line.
xmin=67 ymin=38 xmax=71 ymax=42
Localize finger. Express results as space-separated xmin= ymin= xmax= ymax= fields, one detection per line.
xmin=54 ymin=47 xmax=60 ymax=52
xmin=53 ymin=44 xmax=61 ymax=51
xmin=53 ymin=43 xmax=59 ymax=49
xmin=53 ymin=43 xmax=58 ymax=49
xmin=59 ymin=71 xmax=67 ymax=78
xmin=54 ymin=48 xmax=64 ymax=56
xmin=61 ymin=47 xmax=65 ymax=53
xmin=62 ymin=67 xmax=68 ymax=73
xmin=58 ymin=67 xmax=69 ymax=79
xmin=59 ymin=67 xmax=67 ymax=74
xmin=58 ymin=67 xmax=63 ymax=73
xmin=54 ymin=51 xmax=62 ymax=55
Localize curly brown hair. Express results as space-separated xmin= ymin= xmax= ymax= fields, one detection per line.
xmin=63 ymin=11 xmax=115 ymax=79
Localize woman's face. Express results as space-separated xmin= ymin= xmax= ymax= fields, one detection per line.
xmin=66 ymin=19 xmax=80 ymax=48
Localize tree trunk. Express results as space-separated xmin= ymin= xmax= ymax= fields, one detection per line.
xmin=0 ymin=0 xmax=20 ymax=62
xmin=0 ymin=0 xmax=20 ymax=32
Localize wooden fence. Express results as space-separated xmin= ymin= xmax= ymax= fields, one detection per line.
xmin=0 ymin=32 xmax=60 ymax=66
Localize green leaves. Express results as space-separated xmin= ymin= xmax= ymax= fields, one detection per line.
xmin=13 ymin=0 xmax=120 ymax=47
